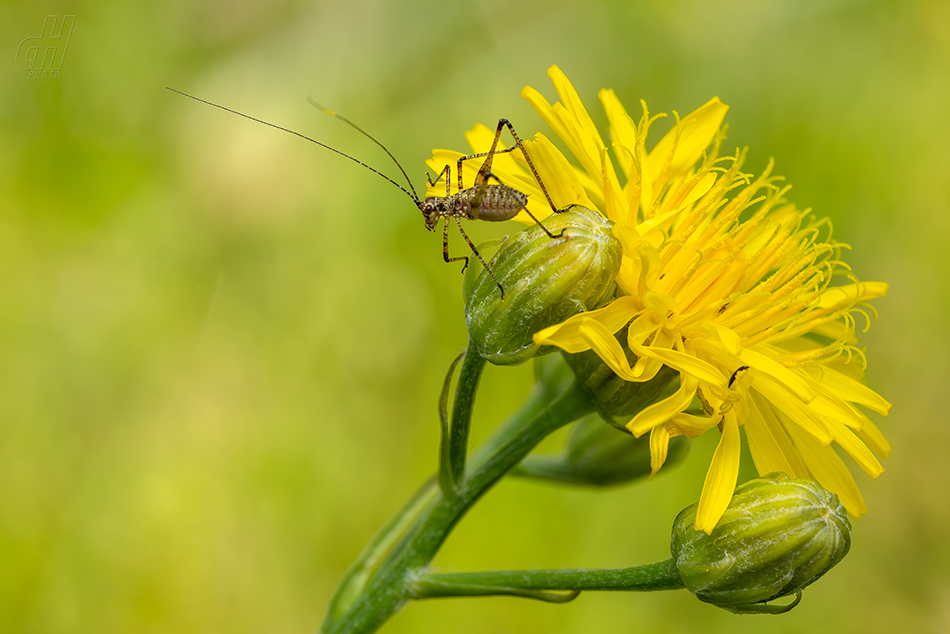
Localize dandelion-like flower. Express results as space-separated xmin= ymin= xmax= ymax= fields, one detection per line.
xmin=427 ymin=66 xmax=891 ymax=533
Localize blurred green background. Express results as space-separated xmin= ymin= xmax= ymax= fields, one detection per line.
xmin=2 ymin=0 xmax=948 ymax=632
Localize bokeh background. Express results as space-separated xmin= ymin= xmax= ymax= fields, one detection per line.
xmin=2 ymin=0 xmax=948 ymax=632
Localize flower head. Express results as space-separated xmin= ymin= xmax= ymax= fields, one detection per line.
xmin=671 ymin=473 xmax=852 ymax=613
xmin=427 ymin=66 xmax=891 ymax=533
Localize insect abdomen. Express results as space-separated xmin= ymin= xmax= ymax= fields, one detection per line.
xmin=453 ymin=185 xmax=528 ymax=222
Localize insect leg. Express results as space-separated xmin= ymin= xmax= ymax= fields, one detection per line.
xmin=450 ymin=117 xmax=521 ymax=223
xmin=427 ymin=165 xmax=453 ymax=196
xmin=496 ymin=119 xmax=558 ymax=213
xmin=459 ymin=119 xmax=558 ymax=212
xmin=454 ymin=217 xmax=505 ymax=298
xmin=452 ymin=125 xmax=535 ymax=227
xmin=457 ymin=120 xmax=564 ymax=238
xmin=440 ymin=207 xmax=505 ymax=298
xmin=442 ymin=220 xmax=469 ymax=271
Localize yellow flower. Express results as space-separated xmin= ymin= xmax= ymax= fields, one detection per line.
xmin=427 ymin=66 xmax=891 ymax=533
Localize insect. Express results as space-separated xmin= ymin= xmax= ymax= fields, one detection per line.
xmin=166 ymin=87 xmax=564 ymax=298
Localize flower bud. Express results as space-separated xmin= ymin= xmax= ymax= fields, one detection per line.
xmin=670 ymin=473 xmax=852 ymax=614
xmin=515 ymin=413 xmax=688 ymax=486
xmin=464 ymin=206 xmax=621 ymax=365
xmin=564 ymin=326 xmax=678 ymax=429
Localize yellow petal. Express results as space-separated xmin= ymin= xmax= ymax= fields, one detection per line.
xmin=695 ymin=410 xmax=741 ymax=533
xmin=739 ymin=347 xmax=816 ymax=403
xmin=816 ymin=281 xmax=889 ymax=310
xmin=626 ymin=373 xmax=698 ymax=437
xmin=464 ymin=122 xmax=502 ymax=153
xmin=675 ymin=170 xmax=718 ymax=212
xmin=714 ymin=324 xmax=743 ymax=356
xmin=649 ymin=425 xmax=671 ymax=477
xmin=624 ymin=322 xmax=727 ymax=388
xmin=523 ymin=133 xmax=598 ymax=212
xmin=785 ymin=422 xmax=868 ymax=517
xmin=668 ymin=412 xmax=721 ymax=437
xmin=548 ymin=66 xmax=601 ymax=147
xmin=522 ymin=85 xmax=574 ymax=159
xmin=631 ymin=343 xmax=727 ymax=388
xmin=809 ymin=365 xmax=891 ymax=416
xmin=807 ymin=385 xmax=866 ymax=430
xmin=745 ymin=393 xmax=810 ymax=478
xmin=521 ymin=93 xmax=591 ymax=185
xmin=647 ymin=97 xmax=729 ymax=176
xmin=643 ymin=97 xmax=728 ymax=212
xmin=743 ymin=400 xmax=800 ymax=477
xmin=600 ymin=146 xmax=627 ymax=223
xmin=578 ymin=320 xmax=639 ymax=381
xmin=824 ymin=418 xmax=884 ymax=478
xmin=533 ymin=296 xmax=640 ymax=351
xmin=464 ymin=126 xmax=532 ymax=182
xmin=598 ymin=88 xmax=638 ymax=181
xmin=752 ymin=375 xmax=832 ymax=444
xmin=856 ymin=416 xmax=891 ymax=459
xmin=523 ymin=67 xmax=626 ymax=220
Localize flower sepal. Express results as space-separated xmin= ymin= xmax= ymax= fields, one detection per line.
xmin=514 ymin=412 xmax=688 ymax=487
xmin=563 ymin=327 xmax=679 ymax=430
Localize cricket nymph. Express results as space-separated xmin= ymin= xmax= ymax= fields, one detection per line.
xmin=167 ymin=87 xmax=563 ymax=298
xmin=422 ymin=184 xmax=529 ymax=230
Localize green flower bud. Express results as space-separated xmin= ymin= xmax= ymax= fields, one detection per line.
xmin=564 ymin=326 xmax=678 ymax=429
xmin=515 ymin=413 xmax=689 ymax=486
xmin=464 ymin=206 xmax=622 ymax=365
xmin=670 ymin=473 xmax=851 ymax=614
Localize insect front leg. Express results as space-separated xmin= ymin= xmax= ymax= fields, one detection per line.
xmin=442 ymin=220 xmax=469 ymax=271
xmin=427 ymin=165 xmax=453 ymax=196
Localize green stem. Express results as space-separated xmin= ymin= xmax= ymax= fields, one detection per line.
xmin=321 ymin=381 xmax=594 ymax=634
xmin=410 ymin=558 xmax=685 ymax=599
xmin=448 ymin=342 xmax=486 ymax=485
xmin=438 ymin=352 xmax=465 ymax=497
xmin=465 ymin=355 xmax=573 ymax=474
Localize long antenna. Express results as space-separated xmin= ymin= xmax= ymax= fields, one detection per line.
xmin=165 ymin=87 xmax=420 ymax=203
xmin=307 ymin=97 xmax=418 ymax=200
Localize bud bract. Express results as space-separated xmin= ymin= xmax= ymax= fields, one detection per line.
xmin=532 ymin=348 xmax=577 ymax=402
xmin=515 ymin=413 xmax=688 ymax=486
xmin=464 ymin=206 xmax=621 ymax=365
xmin=670 ymin=473 xmax=852 ymax=614
xmin=564 ymin=326 xmax=678 ymax=429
